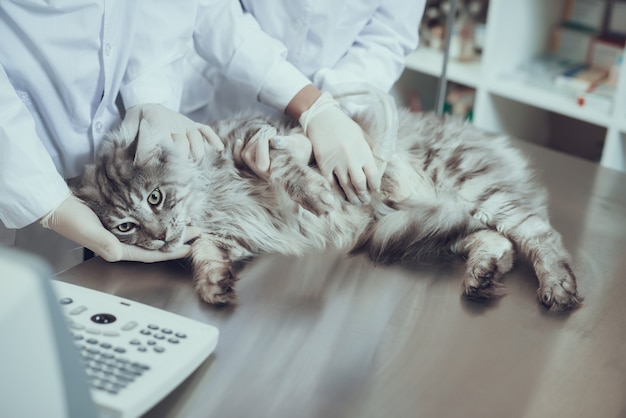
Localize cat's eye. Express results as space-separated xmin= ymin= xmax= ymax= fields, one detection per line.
xmin=147 ymin=188 xmax=163 ymax=206
xmin=116 ymin=222 xmax=136 ymax=233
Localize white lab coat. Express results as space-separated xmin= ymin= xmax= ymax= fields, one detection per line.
xmin=0 ymin=0 xmax=196 ymax=230
xmin=183 ymin=0 xmax=426 ymax=123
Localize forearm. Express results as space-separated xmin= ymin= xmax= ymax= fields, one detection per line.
xmin=121 ymin=1 xmax=197 ymax=110
xmin=0 ymin=67 xmax=71 ymax=228
xmin=313 ymin=1 xmax=424 ymax=92
xmin=193 ymin=0 xmax=310 ymax=113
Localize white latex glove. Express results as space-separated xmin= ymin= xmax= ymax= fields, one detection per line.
xmin=299 ymin=92 xmax=380 ymax=204
xmin=233 ymin=125 xmax=313 ymax=180
xmin=40 ymin=195 xmax=200 ymax=263
xmin=121 ymin=104 xmax=223 ymax=160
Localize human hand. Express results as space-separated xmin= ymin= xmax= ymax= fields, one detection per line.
xmin=121 ymin=104 xmax=223 ymax=161
xmin=233 ymin=125 xmax=313 ymax=179
xmin=299 ymin=92 xmax=381 ymax=204
xmin=40 ymin=195 xmax=199 ymax=263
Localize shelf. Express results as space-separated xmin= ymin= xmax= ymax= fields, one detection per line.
xmin=402 ymin=0 xmax=626 ymax=171
xmin=405 ymin=48 xmax=482 ymax=88
xmin=488 ymin=77 xmax=612 ymax=127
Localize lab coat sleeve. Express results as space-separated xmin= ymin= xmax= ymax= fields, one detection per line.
xmin=313 ymin=0 xmax=426 ymax=93
xmin=192 ymin=0 xmax=311 ymax=112
xmin=0 ymin=66 xmax=71 ymax=229
xmin=120 ymin=1 xmax=197 ymax=111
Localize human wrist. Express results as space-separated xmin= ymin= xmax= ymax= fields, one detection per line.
xmin=39 ymin=193 xmax=77 ymax=229
xmin=297 ymin=91 xmax=342 ymax=136
xmin=285 ymin=84 xmax=323 ymax=121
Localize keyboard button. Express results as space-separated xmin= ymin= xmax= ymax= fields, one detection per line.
xmin=114 ymin=374 xmax=134 ymax=383
xmin=121 ymin=321 xmax=138 ymax=331
xmin=69 ymin=322 xmax=85 ymax=330
xmin=69 ymin=306 xmax=87 ymax=315
xmin=59 ymin=297 xmax=73 ymax=305
xmin=131 ymin=362 xmax=150 ymax=371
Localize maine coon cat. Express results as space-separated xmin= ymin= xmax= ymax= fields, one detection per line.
xmin=69 ymin=109 xmax=581 ymax=312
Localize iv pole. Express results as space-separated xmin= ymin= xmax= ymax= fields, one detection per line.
xmin=435 ymin=0 xmax=458 ymax=116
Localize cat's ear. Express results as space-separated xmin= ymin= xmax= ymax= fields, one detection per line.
xmin=133 ymin=119 xmax=168 ymax=166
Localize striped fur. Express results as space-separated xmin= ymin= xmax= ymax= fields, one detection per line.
xmin=70 ymin=110 xmax=580 ymax=311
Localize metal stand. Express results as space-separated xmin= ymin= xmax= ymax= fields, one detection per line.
xmin=435 ymin=0 xmax=458 ymax=116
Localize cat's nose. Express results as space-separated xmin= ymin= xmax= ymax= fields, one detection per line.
xmin=156 ymin=233 xmax=166 ymax=241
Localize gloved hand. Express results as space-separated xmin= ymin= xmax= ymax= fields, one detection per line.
xmin=40 ymin=195 xmax=199 ymax=262
xmin=233 ymin=125 xmax=313 ymax=179
xmin=121 ymin=104 xmax=223 ymax=160
xmin=299 ymin=92 xmax=380 ymax=204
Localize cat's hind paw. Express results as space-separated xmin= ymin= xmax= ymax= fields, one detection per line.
xmin=460 ymin=232 xmax=514 ymax=301
xmin=462 ymin=261 xmax=510 ymax=300
xmin=462 ymin=273 xmax=507 ymax=300
xmin=537 ymin=268 xmax=582 ymax=312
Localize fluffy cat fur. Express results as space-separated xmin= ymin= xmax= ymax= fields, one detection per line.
xmin=69 ymin=110 xmax=581 ymax=312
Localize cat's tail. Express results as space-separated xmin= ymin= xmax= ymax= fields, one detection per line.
xmin=365 ymin=198 xmax=472 ymax=264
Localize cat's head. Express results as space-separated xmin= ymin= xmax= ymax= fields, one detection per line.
xmin=69 ymin=120 xmax=198 ymax=251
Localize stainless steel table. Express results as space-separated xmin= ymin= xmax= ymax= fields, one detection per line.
xmin=56 ymin=140 xmax=626 ymax=418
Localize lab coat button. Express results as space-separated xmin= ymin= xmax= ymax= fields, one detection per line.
xmin=104 ymin=43 xmax=112 ymax=56
xmin=95 ymin=121 xmax=104 ymax=133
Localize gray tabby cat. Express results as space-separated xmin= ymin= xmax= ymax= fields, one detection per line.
xmin=69 ymin=110 xmax=581 ymax=312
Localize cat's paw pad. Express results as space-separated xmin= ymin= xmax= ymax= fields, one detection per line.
xmin=195 ymin=271 xmax=239 ymax=305
xmin=462 ymin=255 xmax=511 ymax=300
xmin=463 ymin=271 xmax=506 ymax=300
xmin=537 ymin=277 xmax=581 ymax=312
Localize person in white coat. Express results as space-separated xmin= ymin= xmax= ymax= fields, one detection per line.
xmin=0 ymin=1 xmax=221 ymax=270
xmin=184 ymin=0 xmax=425 ymax=203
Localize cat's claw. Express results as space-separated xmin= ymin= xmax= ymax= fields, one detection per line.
xmin=535 ymin=261 xmax=582 ymax=312
xmin=537 ymin=280 xmax=581 ymax=312
xmin=462 ymin=256 xmax=510 ymax=300
xmin=463 ymin=279 xmax=506 ymax=300
xmin=195 ymin=273 xmax=239 ymax=305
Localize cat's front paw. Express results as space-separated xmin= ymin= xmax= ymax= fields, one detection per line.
xmin=191 ymin=235 xmax=239 ymax=305
xmin=285 ymin=169 xmax=335 ymax=216
xmin=537 ymin=263 xmax=581 ymax=312
xmin=195 ymin=270 xmax=239 ymax=305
